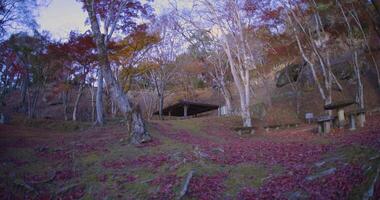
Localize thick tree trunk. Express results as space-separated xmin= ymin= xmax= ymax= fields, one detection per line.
xmin=84 ymin=0 xmax=150 ymax=144
xmin=222 ymin=92 xmax=232 ymax=115
xmin=72 ymin=84 xmax=84 ymax=121
xmin=224 ymin=41 xmax=252 ymax=127
xmin=95 ymin=69 xmax=104 ymax=125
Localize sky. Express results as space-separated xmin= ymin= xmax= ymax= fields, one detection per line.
xmin=37 ymin=0 xmax=89 ymax=39
xmin=36 ymin=0 xmax=190 ymax=40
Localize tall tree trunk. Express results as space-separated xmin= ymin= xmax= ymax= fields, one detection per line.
xmin=354 ymin=52 xmax=364 ymax=109
xmin=72 ymin=84 xmax=84 ymax=121
xmin=224 ymin=41 xmax=252 ymax=127
xmin=84 ymin=0 xmax=150 ymax=144
xmin=243 ymin=71 xmax=252 ymax=127
xmin=90 ymin=84 xmax=95 ymax=122
xmin=62 ymin=90 xmax=69 ymax=121
xmin=219 ymin=81 xmax=233 ymax=115
xmin=158 ymin=93 xmax=164 ymax=120
xmin=20 ymin=74 xmax=28 ymax=113
xmin=27 ymin=87 xmax=40 ymax=119
xmin=95 ymin=69 xmax=104 ymax=125
xmin=111 ymin=100 xmax=117 ymax=118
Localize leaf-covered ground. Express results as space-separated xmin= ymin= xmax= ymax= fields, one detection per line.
xmin=0 ymin=114 xmax=380 ymax=199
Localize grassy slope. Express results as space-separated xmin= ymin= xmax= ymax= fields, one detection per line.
xmin=0 ymin=115 xmax=379 ymax=199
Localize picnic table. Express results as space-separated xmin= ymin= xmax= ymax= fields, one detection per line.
xmin=324 ymin=100 xmax=355 ymax=128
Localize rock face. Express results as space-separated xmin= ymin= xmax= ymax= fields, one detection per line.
xmin=331 ymin=62 xmax=354 ymax=80
xmin=275 ymin=63 xmax=304 ymax=87
xmin=275 ymin=57 xmax=370 ymax=88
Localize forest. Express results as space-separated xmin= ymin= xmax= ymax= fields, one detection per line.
xmin=0 ymin=0 xmax=380 ymax=199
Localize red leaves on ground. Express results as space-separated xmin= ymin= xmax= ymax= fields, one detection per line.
xmin=134 ymin=154 xmax=169 ymax=168
xmin=97 ymin=174 xmax=108 ymax=182
xmin=102 ymin=159 xmax=128 ymax=170
xmin=155 ymin=119 xmax=380 ymax=199
xmin=37 ymin=149 xmax=71 ymax=161
xmin=149 ymin=174 xmax=179 ymax=200
xmin=56 ymin=185 xmax=86 ymax=200
xmin=187 ymin=173 xmax=227 ymax=200
xmin=238 ymin=164 xmax=364 ymax=199
xmin=6 ymin=158 xmax=29 ymax=167
xmin=122 ymin=174 xmax=137 ymax=183
xmin=75 ymin=140 xmax=108 ymax=154
xmin=102 ymin=153 xmax=169 ymax=170
xmin=55 ymin=169 xmax=76 ymax=181
xmin=136 ymin=138 xmax=161 ymax=148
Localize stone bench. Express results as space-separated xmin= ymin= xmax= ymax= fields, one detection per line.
xmin=347 ymin=108 xmax=366 ymax=130
xmin=233 ymin=127 xmax=256 ymax=135
xmin=317 ymin=115 xmax=336 ymax=134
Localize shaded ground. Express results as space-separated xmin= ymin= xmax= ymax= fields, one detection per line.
xmin=0 ymin=115 xmax=380 ymax=199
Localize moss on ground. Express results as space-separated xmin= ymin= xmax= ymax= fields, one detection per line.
xmin=224 ymin=163 xmax=281 ymax=197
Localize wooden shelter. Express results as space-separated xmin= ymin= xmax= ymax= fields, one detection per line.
xmin=153 ymin=100 xmax=219 ymax=117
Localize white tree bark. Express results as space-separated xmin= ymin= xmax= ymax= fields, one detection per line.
xmin=72 ymin=84 xmax=84 ymax=122
xmin=84 ymin=0 xmax=150 ymax=144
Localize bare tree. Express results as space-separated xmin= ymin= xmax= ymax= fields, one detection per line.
xmin=206 ymin=49 xmax=233 ymax=115
xmin=186 ymin=0 xmax=267 ymax=127
xmin=81 ymin=0 xmax=151 ymax=144
xmin=284 ymin=0 xmax=346 ymax=119
xmin=0 ymin=0 xmax=39 ymax=39
xmin=146 ymin=15 xmax=180 ymax=120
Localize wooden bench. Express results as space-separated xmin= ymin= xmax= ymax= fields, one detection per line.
xmin=233 ymin=127 xmax=256 ymax=135
xmin=347 ymin=108 xmax=366 ymax=130
xmin=317 ymin=115 xmax=336 ymax=134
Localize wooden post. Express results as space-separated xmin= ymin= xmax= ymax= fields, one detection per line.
xmin=184 ymin=105 xmax=188 ymax=117
xmin=337 ymin=108 xmax=345 ymax=128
